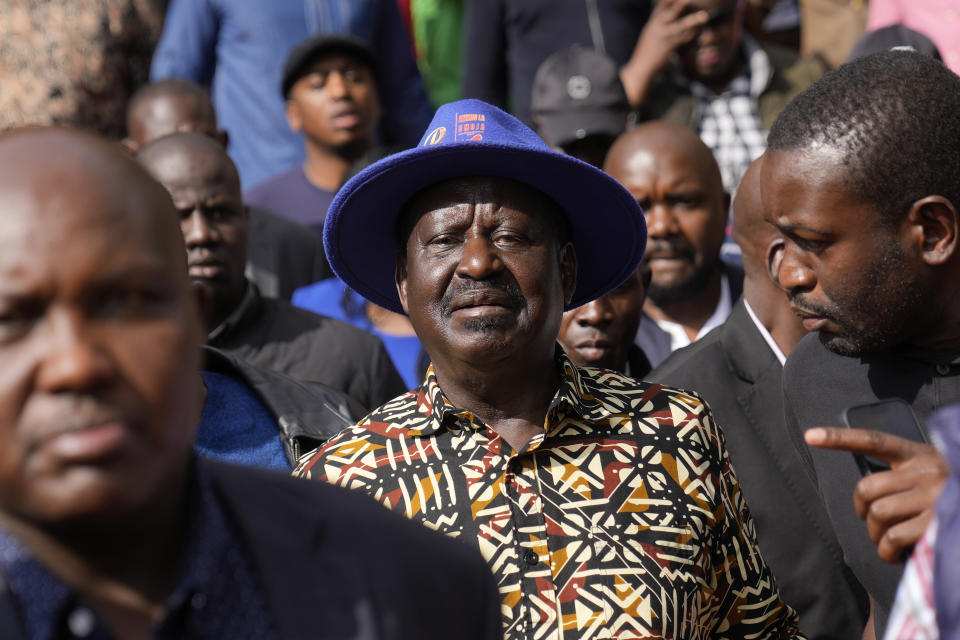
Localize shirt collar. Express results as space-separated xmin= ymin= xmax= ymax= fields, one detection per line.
xmin=743 ymin=298 xmax=787 ymax=366
xmin=411 ymin=348 xmax=617 ymax=439
xmin=208 ymin=280 xmax=258 ymax=341
xmin=681 ymin=34 xmax=772 ymax=99
xmin=0 ymin=459 xmax=231 ymax=640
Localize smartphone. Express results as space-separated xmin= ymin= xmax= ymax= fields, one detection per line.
xmin=841 ymin=399 xmax=928 ymax=476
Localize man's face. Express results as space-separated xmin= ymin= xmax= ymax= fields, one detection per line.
xmin=677 ymin=0 xmax=744 ymax=82
xmin=558 ymin=267 xmax=645 ymax=372
xmin=397 ymin=177 xmax=576 ymax=370
xmin=0 ymin=137 xmax=202 ymax=526
xmin=143 ymin=144 xmax=248 ymax=321
xmin=285 ymin=53 xmax=381 ymax=153
xmin=606 ymin=139 xmax=727 ymax=305
xmin=762 ymin=148 xmax=927 ymax=356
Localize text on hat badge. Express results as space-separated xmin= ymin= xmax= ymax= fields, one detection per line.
xmin=455 ymin=113 xmax=485 ymax=141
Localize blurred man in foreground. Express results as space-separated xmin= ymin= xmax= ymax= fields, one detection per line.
xmin=0 ymin=127 xmax=500 ymax=638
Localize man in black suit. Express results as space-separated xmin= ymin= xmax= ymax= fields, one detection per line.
xmin=0 ymin=127 xmax=500 ymax=639
xmin=649 ymin=156 xmax=868 ymax=638
xmin=124 ymin=78 xmax=333 ymax=300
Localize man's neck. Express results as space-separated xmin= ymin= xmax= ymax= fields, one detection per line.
xmin=432 ymin=348 xmax=561 ymax=452
xmin=645 ymin=268 xmax=722 ymax=341
xmin=744 ymin=280 xmax=807 ymax=358
xmin=302 ymin=139 xmax=371 ymax=192
xmin=0 ymin=461 xmax=191 ymax=621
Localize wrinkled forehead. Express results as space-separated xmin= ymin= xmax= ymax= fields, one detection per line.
xmin=397 ymin=176 xmax=568 ymax=242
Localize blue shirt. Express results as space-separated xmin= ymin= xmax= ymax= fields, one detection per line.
xmin=0 ymin=463 xmax=277 ymax=640
xmin=150 ymin=0 xmax=433 ymax=189
xmin=196 ymin=371 xmax=290 ymax=472
xmin=244 ymin=167 xmax=334 ymax=231
xmin=293 ymin=278 xmax=424 ymax=390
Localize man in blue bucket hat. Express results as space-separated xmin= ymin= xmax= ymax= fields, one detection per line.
xmin=296 ymin=99 xmax=802 ymax=639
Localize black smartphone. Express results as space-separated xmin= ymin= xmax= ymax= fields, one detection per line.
xmin=841 ymin=399 xmax=928 ymax=476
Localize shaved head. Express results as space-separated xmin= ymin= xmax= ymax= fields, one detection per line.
xmin=605 ymin=121 xmax=723 ymax=196
xmin=604 ymin=121 xmax=726 ymax=307
xmin=125 ymin=78 xmax=223 ymax=151
xmin=0 ymin=128 xmax=186 ymax=271
xmin=731 ymin=155 xmax=774 ymax=283
xmin=137 ymin=132 xmax=248 ymax=327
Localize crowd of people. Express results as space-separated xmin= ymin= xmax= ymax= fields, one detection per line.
xmin=0 ymin=0 xmax=959 ymax=638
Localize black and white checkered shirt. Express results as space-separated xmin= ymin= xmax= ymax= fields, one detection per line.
xmin=688 ymin=35 xmax=771 ymax=193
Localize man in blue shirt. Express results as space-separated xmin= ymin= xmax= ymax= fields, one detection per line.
xmin=150 ymin=0 xmax=432 ymax=189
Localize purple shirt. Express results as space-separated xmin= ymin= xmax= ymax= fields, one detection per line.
xmin=245 ymin=167 xmax=335 ymax=231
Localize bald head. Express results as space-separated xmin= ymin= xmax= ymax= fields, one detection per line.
xmin=604 ymin=122 xmax=723 ymax=194
xmin=604 ymin=121 xmax=727 ymax=306
xmin=125 ymin=79 xmax=224 ymax=152
xmin=731 ymin=155 xmax=775 ymax=283
xmin=0 ymin=127 xmax=187 ymax=273
xmin=137 ymin=132 xmax=249 ymax=328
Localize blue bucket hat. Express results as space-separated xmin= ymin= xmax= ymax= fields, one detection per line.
xmin=323 ymin=99 xmax=646 ymax=314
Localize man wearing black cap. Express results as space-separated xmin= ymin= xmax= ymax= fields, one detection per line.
xmin=296 ymin=98 xmax=802 ymax=639
xmin=245 ymin=35 xmax=382 ymax=230
xmin=530 ymin=45 xmax=631 ymax=168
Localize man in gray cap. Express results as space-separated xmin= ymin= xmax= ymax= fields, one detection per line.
xmin=296 ymin=98 xmax=802 ymax=640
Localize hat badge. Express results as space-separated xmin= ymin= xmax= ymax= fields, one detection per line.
xmin=567 ymin=75 xmax=591 ymax=100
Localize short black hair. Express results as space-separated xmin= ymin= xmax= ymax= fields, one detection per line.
xmin=127 ymin=78 xmax=208 ymax=117
xmin=768 ymin=51 xmax=960 ymax=225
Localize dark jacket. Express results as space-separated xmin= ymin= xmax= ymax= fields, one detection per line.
xmin=208 ymin=282 xmax=407 ymax=413
xmin=781 ymin=334 xmax=960 ymax=635
xmin=202 ymin=347 xmax=364 ymax=465
xmin=463 ymin=0 xmax=652 ymax=126
xmin=245 ymin=206 xmax=332 ymax=301
xmin=650 ymin=300 xmax=868 ymax=639
xmin=0 ymin=460 xmax=504 ymax=640
xmin=638 ymin=42 xmax=822 ymax=131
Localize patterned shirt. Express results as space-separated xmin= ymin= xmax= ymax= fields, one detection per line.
xmin=884 ymin=521 xmax=939 ymax=640
xmin=295 ymin=351 xmax=803 ymax=640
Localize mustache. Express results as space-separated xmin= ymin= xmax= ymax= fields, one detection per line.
xmin=789 ymin=292 xmax=842 ymax=323
xmin=645 ymin=239 xmax=694 ymax=260
xmin=439 ymin=279 xmax=525 ymax=316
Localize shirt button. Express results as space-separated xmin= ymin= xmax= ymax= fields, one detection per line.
xmin=523 ymin=549 xmax=539 ymax=566
xmin=191 ymin=592 xmax=208 ymax=610
xmin=936 ymin=364 xmax=951 ymax=376
xmin=67 ymin=607 xmax=95 ymax=638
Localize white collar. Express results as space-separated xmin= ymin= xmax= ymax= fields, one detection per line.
xmin=655 ymin=273 xmax=732 ymax=352
xmin=743 ymin=298 xmax=787 ymax=366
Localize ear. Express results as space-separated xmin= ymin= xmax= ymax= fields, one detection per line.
xmin=906 ymin=196 xmax=959 ymax=266
xmin=120 ymin=137 xmax=139 ymax=155
xmin=559 ymin=242 xmax=578 ymax=306
xmin=284 ymin=100 xmax=303 ymax=132
xmin=395 ymin=253 xmax=410 ymax=315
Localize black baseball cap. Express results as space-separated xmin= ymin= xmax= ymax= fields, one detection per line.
xmin=531 ymin=45 xmax=629 ymax=148
xmin=282 ymin=34 xmax=377 ymax=97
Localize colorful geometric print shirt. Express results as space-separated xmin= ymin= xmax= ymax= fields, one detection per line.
xmin=295 ymin=351 xmax=803 ymax=640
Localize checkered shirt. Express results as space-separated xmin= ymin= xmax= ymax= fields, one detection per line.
xmin=690 ymin=35 xmax=771 ymax=192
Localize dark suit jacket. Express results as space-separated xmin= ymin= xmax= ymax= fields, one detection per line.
xmin=650 ymin=300 xmax=868 ymax=639
xmin=0 ymin=461 xmax=503 ymax=640
xmin=246 ymin=206 xmax=332 ymax=301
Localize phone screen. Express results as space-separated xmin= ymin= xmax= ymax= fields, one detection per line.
xmin=841 ymin=399 xmax=928 ymax=476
